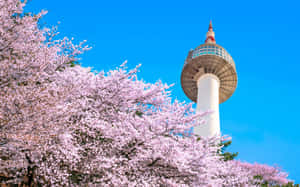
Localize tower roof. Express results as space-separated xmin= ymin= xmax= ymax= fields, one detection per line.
xmin=205 ymin=21 xmax=216 ymax=44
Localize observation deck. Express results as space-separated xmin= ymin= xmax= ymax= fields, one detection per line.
xmin=181 ymin=43 xmax=237 ymax=103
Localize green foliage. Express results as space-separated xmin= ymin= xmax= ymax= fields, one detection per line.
xmin=259 ymin=180 xmax=299 ymax=187
xmin=56 ymin=61 xmax=79 ymax=72
xmin=219 ymin=140 xmax=238 ymax=161
xmin=221 ymin=151 xmax=238 ymax=161
xmin=68 ymin=61 xmax=79 ymax=67
xmin=135 ymin=110 xmax=143 ymax=117
xmin=17 ymin=81 xmax=28 ymax=86
xmin=196 ymin=137 xmax=238 ymax=161
xmin=280 ymin=182 xmax=300 ymax=187
xmin=70 ymin=170 xmax=83 ymax=184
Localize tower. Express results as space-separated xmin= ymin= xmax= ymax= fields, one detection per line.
xmin=180 ymin=21 xmax=237 ymax=137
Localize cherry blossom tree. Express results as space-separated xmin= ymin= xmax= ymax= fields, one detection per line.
xmin=0 ymin=0 xmax=293 ymax=186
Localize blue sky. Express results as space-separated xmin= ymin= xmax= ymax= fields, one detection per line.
xmin=26 ymin=0 xmax=300 ymax=183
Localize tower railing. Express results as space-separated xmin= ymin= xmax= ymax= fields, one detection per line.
xmin=186 ymin=45 xmax=235 ymax=69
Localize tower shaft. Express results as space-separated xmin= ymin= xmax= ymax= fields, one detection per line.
xmin=195 ymin=74 xmax=220 ymax=137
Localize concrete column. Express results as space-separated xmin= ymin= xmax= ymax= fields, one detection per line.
xmin=194 ymin=73 xmax=220 ymax=137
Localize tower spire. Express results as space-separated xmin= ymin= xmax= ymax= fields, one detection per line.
xmin=205 ymin=20 xmax=216 ymax=44
xmin=209 ymin=20 xmax=213 ymax=30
